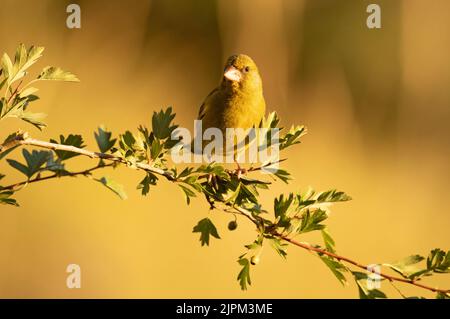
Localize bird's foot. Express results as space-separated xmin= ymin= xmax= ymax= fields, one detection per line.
xmin=235 ymin=167 xmax=247 ymax=179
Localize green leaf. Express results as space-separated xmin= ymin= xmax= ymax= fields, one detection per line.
xmin=7 ymin=149 xmax=50 ymax=178
xmin=150 ymin=139 xmax=163 ymax=160
xmin=24 ymin=46 xmax=45 ymax=69
xmin=14 ymin=44 xmax=28 ymax=66
xmin=0 ymin=190 xmax=19 ymax=206
xmin=223 ymin=183 xmax=241 ymax=204
xmin=274 ymin=193 xmax=296 ymax=219
xmin=179 ymin=184 xmax=196 ymax=205
xmin=280 ymin=125 xmax=306 ymax=150
xmin=119 ymin=131 xmax=136 ymax=151
xmin=12 ymin=45 xmax=45 ymax=84
xmin=1 ymin=53 xmax=13 ymax=80
xmin=19 ymin=87 xmax=39 ymax=98
xmin=319 ymin=255 xmax=347 ymax=285
xmin=299 ymin=209 xmax=328 ymax=233
xmin=273 ymin=169 xmax=291 ymax=184
xmin=0 ymin=78 xmax=7 ymax=91
xmin=94 ymin=126 xmax=116 ymax=153
xmin=239 ymin=176 xmax=271 ymax=186
xmin=45 ymin=153 xmax=67 ymax=174
xmin=152 ymin=107 xmax=178 ymax=140
xmin=6 ymin=159 xmax=29 ymax=177
xmin=357 ymin=284 xmax=387 ymax=299
xmin=2 ymin=45 xmax=45 ymax=85
xmin=269 ymin=238 xmax=288 ymax=259
xmin=237 ymin=183 xmax=260 ymax=205
xmin=175 ymin=167 xmax=193 ymax=179
xmin=321 ymin=228 xmax=336 ymax=253
xmin=20 ymin=112 xmax=47 ymax=130
xmin=1 ymin=98 xmax=28 ymax=120
xmin=316 ymin=189 xmax=352 ymax=202
xmin=181 ymin=174 xmax=202 ymax=193
xmin=23 ymin=149 xmax=51 ymax=176
xmin=427 ymin=249 xmax=450 ymax=273
xmin=10 ymin=44 xmax=28 ymax=83
xmin=137 ymin=173 xmax=158 ymax=196
xmin=245 ymin=236 xmax=264 ymax=250
xmin=196 ymin=163 xmax=229 ymax=179
xmin=352 ymin=272 xmax=387 ymax=299
xmin=96 ymin=176 xmax=127 ymax=200
xmin=50 ymin=134 xmax=85 ymax=161
xmin=237 ymin=257 xmax=251 ymax=290
xmin=436 ymin=292 xmax=450 ymax=299
xmin=260 ymin=111 xmax=280 ymax=129
xmin=0 ymin=145 xmax=18 ymax=161
xmin=38 ymin=66 xmax=79 ymax=82
xmin=192 ymin=218 xmax=220 ymax=246
xmin=384 ymin=255 xmax=425 ymax=279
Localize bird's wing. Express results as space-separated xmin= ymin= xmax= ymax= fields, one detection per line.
xmin=198 ymin=87 xmax=219 ymax=120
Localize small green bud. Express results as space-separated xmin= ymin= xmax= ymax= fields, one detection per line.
xmin=250 ymin=255 xmax=260 ymax=265
xmin=228 ymin=220 xmax=238 ymax=231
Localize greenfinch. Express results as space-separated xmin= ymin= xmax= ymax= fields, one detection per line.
xmin=198 ymin=54 xmax=266 ymax=132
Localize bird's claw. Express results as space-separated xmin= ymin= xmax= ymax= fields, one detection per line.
xmin=235 ymin=167 xmax=247 ymax=179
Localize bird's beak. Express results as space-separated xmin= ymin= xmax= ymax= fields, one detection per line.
xmin=224 ymin=66 xmax=242 ymax=82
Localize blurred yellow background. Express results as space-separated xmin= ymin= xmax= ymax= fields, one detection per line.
xmin=0 ymin=0 xmax=449 ymax=298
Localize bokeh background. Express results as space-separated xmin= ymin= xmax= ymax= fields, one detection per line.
xmin=0 ymin=0 xmax=449 ymax=298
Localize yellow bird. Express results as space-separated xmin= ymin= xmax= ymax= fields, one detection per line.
xmin=198 ymin=54 xmax=266 ymax=132
xmin=196 ymin=55 xmax=266 ymax=164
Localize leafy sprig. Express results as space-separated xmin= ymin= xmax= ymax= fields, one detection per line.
xmin=1 ymin=44 xmax=449 ymax=298
xmin=0 ymin=44 xmax=78 ymax=130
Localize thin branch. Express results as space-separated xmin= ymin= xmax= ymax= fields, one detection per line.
xmin=2 ymin=163 xmax=114 ymax=191
xmin=1 ymin=131 xmax=448 ymax=297
xmin=225 ymin=205 xmax=259 ymax=226
xmin=278 ymin=234 xmax=450 ymax=295
xmin=0 ymin=131 xmax=176 ymax=181
xmin=248 ymin=158 xmax=287 ymax=172
xmin=227 ymin=204 xmax=449 ymax=294
xmin=6 ymin=80 xmax=23 ymax=104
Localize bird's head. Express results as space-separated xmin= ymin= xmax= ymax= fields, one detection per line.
xmin=222 ymin=54 xmax=262 ymax=92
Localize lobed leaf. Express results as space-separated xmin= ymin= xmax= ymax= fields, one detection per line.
xmin=152 ymin=107 xmax=177 ymax=140
xmin=0 ymin=190 xmax=19 ymax=206
xmin=319 ymin=255 xmax=347 ymax=285
xmin=7 ymin=149 xmax=50 ymax=178
xmin=179 ymin=184 xmax=196 ymax=205
xmin=237 ymin=257 xmax=252 ymax=290
xmin=96 ymin=176 xmax=128 ymax=200
xmin=192 ymin=218 xmax=220 ymax=246
xmin=137 ymin=173 xmax=158 ymax=196
xmin=353 ymin=272 xmax=387 ymax=299
xmin=321 ymin=228 xmax=336 ymax=253
xmin=50 ymin=134 xmax=85 ymax=161
xmin=38 ymin=66 xmax=79 ymax=82
xmin=20 ymin=112 xmax=47 ymax=130
xmin=299 ymin=209 xmax=328 ymax=234
xmin=384 ymin=255 xmax=425 ymax=279
xmin=269 ymin=238 xmax=288 ymax=259
xmin=95 ymin=127 xmax=116 ymax=153
xmin=316 ymin=189 xmax=352 ymax=203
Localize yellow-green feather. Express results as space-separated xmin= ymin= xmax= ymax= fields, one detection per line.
xmin=198 ymin=54 xmax=266 ymax=132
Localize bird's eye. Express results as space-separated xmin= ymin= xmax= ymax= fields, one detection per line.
xmin=244 ymin=66 xmax=250 ymax=73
